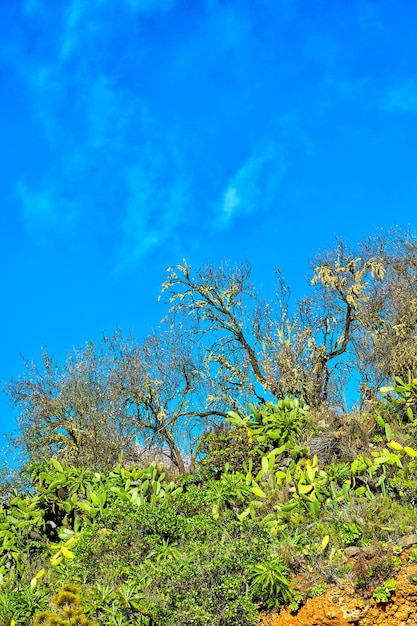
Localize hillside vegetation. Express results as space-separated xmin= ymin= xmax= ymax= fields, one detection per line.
xmin=2 ymin=230 xmax=417 ymax=624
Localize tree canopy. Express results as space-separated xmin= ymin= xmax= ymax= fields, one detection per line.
xmin=4 ymin=229 xmax=417 ymax=470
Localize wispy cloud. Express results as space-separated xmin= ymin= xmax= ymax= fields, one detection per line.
xmin=16 ymin=180 xmax=78 ymax=239
xmin=86 ymin=74 xmax=140 ymax=153
xmin=10 ymin=0 xmax=393 ymax=272
xmin=59 ymin=0 xmax=85 ymax=61
xmin=216 ymin=145 xmax=288 ymax=230
xmin=125 ymin=0 xmax=177 ymax=14
xmin=382 ymin=80 xmax=417 ymax=113
xmin=356 ymin=0 xmax=388 ymax=31
xmin=12 ymin=0 xmax=260 ymax=263
xmin=116 ymin=156 xmax=189 ymax=269
xmin=10 ymin=2 xmax=146 ymax=253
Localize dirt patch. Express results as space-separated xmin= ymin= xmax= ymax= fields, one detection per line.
xmin=259 ymin=564 xmax=417 ymax=626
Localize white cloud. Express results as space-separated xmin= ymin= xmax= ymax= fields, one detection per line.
xmin=12 ymin=0 xmax=194 ymax=268
xmin=216 ymin=145 xmax=287 ymax=229
xmin=222 ymin=187 xmax=241 ymax=221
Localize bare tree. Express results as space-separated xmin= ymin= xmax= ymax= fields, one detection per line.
xmin=352 ymin=230 xmax=417 ymax=396
xmin=6 ymin=231 xmax=417 ymax=471
xmin=4 ymin=331 xmax=228 ymax=472
xmin=4 ymin=343 xmax=135 ymax=470
xmin=105 ymin=330 xmax=228 ymax=473
xmin=306 ymin=241 xmax=385 ymax=404
xmin=160 ymin=251 xmax=386 ymax=409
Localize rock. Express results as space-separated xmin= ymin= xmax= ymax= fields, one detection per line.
xmin=343 ymin=546 xmax=361 ymax=558
xmin=258 ymin=564 xmax=417 ymax=626
xmin=397 ymin=534 xmax=417 ymax=549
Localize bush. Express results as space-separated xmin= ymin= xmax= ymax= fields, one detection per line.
xmin=64 ymin=492 xmax=273 ymax=625
xmin=196 ymin=424 xmax=261 ymax=477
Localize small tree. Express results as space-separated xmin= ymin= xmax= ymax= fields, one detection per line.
xmin=5 ymin=342 xmax=136 ymax=470
xmin=160 ymin=251 xmax=385 ymax=408
xmin=358 ymin=231 xmax=417 ymax=387
xmin=105 ymin=330 xmax=228 ymax=473
xmin=7 ymin=230 xmax=417 ymax=471
xmin=5 ymin=331 xmax=228 ymax=473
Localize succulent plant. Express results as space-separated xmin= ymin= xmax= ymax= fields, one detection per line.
xmin=34 ymin=584 xmax=96 ymax=626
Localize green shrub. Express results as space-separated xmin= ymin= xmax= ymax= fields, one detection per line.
xmin=307 ymin=580 xmax=328 ymax=598
xmin=372 ymin=578 xmax=396 ymax=603
xmin=248 ymin=555 xmax=293 ymax=609
xmin=0 ymin=586 xmax=49 ymax=626
xmin=62 ymin=489 xmax=274 ymax=625
xmin=196 ymin=424 xmax=261 ymax=477
xmin=339 ymin=523 xmax=362 ymax=546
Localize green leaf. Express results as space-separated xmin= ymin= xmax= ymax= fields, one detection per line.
xmin=89 ymin=491 xmax=99 ymax=505
xmin=268 ymin=430 xmax=283 ymax=440
xmin=237 ymin=508 xmax=250 ymax=521
xmin=388 ymin=453 xmax=403 ymax=467
xmin=77 ymin=501 xmax=93 ymax=512
xmin=251 ymin=486 xmax=266 ymax=498
xmin=309 ymin=500 xmax=320 ymax=517
xmin=376 ymin=415 xmax=386 ymax=427
xmin=280 ymin=502 xmax=297 ymax=512
xmin=297 ymin=483 xmax=313 ymax=495
xmin=342 ymin=484 xmax=351 ymax=499
xmin=110 ymin=487 xmax=130 ymax=501
xmin=61 ymin=546 xmax=74 ymax=559
xmin=131 ymin=491 xmax=144 ymax=506
xmin=50 ymin=553 xmax=63 ymax=566
xmin=374 ymin=454 xmax=391 ymax=465
xmin=140 ymin=479 xmax=150 ymax=494
xmin=227 ymin=411 xmax=245 ymax=425
xmin=387 ymin=440 xmax=403 ymax=451
xmin=319 ymin=535 xmax=330 ymax=553
xmin=58 ymin=527 xmax=75 ymax=541
xmin=380 ymin=386 xmax=394 ymax=394
xmin=51 ymin=458 xmax=64 ymax=472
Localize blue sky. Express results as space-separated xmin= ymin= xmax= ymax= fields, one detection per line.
xmin=1 ymin=0 xmax=417 ymax=446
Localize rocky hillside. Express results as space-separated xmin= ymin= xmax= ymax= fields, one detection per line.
xmin=261 ymin=538 xmax=417 ymax=626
